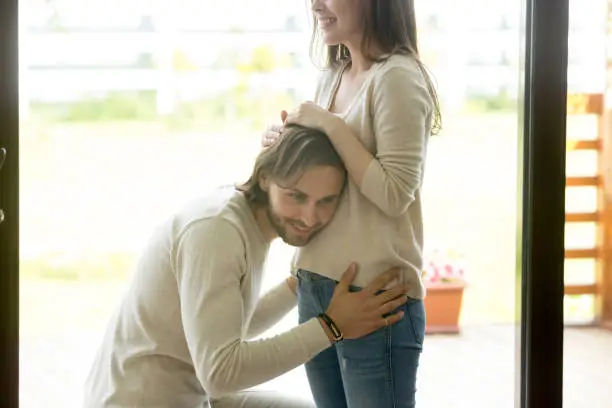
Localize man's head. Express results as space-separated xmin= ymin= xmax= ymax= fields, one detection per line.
xmin=237 ymin=124 xmax=346 ymax=246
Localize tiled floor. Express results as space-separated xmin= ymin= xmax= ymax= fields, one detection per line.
xmin=19 ymin=325 xmax=612 ymax=407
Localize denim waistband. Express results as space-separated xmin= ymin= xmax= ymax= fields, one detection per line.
xmin=296 ymin=268 xmax=419 ymax=301
xmin=296 ymin=269 xmax=335 ymax=283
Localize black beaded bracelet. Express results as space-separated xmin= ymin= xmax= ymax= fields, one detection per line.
xmin=318 ymin=313 xmax=344 ymax=342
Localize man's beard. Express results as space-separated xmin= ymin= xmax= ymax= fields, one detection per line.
xmin=266 ymin=206 xmax=322 ymax=247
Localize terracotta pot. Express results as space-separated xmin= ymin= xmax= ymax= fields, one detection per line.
xmin=423 ymin=282 xmax=465 ymax=334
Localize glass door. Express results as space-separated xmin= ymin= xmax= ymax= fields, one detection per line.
xmin=518 ymin=0 xmax=568 ymax=406
xmin=0 ymin=0 xmax=572 ymax=407
xmin=0 ymin=0 xmax=20 ymax=406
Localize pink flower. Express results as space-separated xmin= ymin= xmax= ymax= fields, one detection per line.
xmin=422 ymin=248 xmax=467 ymax=285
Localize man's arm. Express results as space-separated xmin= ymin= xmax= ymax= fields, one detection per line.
xmin=244 ymin=277 xmax=298 ymax=340
xmin=174 ymin=220 xmax=329 ymax=399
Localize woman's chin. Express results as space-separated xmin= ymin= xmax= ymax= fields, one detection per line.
xmin=321 ymin=34 xmax=341 ymax=47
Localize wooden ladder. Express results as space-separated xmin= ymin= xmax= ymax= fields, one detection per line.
xmin=564 ymin=93 xmax=612 ymax=328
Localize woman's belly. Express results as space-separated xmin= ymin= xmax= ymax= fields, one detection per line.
xmin=292 ymin=188 xmax=426 ymax=298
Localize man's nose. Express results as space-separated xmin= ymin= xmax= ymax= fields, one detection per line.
xmin=300 ymin=204 xmax=319 ymax=228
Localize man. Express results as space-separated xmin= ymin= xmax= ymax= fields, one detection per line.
xmin=84 ymin=124 xmax=410 ymax=408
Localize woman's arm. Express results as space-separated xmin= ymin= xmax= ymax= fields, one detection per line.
xmin=323 ymin=66 xmax=432 ymax=217
xmin=244 ymin=276 xmax=298 ymax=339
xmin=322 ymin=119 xmax=375 ymax=191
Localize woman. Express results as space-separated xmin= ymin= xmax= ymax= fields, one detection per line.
xmin=261 ymin=0 xmax=441 ymax=407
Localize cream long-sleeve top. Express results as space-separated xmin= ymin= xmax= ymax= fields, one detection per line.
xmin=84 ymin=187 xmax=330 ymax=408
xmin=293 ymin=53 xmax=433 ymax=299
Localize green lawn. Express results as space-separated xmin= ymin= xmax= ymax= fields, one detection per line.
xmin=20 ymin=278 xmax=127 ymax=337
xmin=18 ymin=112 xmax=598 ymax=337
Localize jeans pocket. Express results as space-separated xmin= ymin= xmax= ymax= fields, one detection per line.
xmin=297 ymin=272 xmax=331 ymax=323
xmin=297 ymin=280 xmax=316 ymax=324
xmin=337 ymin=327 xmax=389 ymax=371
xmin=405 ymin=299 xmax=426 ymax=347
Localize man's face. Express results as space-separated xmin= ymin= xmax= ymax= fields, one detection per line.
xmin=264 ymin=165 xmax=345 ymax=246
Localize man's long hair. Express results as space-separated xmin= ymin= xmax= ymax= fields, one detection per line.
xmin=236 ymin=124 xmax=346 ymax=206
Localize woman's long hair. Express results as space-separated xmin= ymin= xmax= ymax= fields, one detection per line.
xmin=309 ymin=0 xmax=442 ymax=135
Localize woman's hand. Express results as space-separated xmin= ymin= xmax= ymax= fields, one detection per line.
xmin=285 ymin=276 xmax=298 ymax=296
xmin=285 ymin=101 xmax=344 ymax=134
xmin=261 ymin=110 xmax=288 ymax=147
xmin=261 ymin=124 xmax=282 ymax=147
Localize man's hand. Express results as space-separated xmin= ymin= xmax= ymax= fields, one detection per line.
xmin=322 ymin=264 xmax=409 ymax=341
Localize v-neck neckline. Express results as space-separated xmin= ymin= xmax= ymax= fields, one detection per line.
xmin=325 ymin=59 xmax=379 ymax=119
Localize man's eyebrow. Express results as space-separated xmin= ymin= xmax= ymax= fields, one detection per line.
xmin=283 ymin=188 xmax=339 ymax=202
xmin=318 ymin=194 xmax=339 ymax=202
xmin=281 ymin=187 xmax=306 ymax=195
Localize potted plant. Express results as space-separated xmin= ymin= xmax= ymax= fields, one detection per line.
xmin=422 ymin=248 xmax=467 ymax=334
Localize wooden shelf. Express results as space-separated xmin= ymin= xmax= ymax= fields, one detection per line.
xmin=566 ymin=139 xmax=601 ymax=151
xmin=566 ymin=176 xmax=601 ymax=187
xmin=565 ymin=248 xmax=600 ymax=259
xmin=564 ymin=284 xmax=597 ymax=296
xmin=565 ymin=212 xmax=600 ymax=222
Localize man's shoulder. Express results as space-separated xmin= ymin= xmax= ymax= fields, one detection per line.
xmin=171 ymin=186 xmax=247 ymax=243
xmin=168 ymin=190 xmax=251 ymax=279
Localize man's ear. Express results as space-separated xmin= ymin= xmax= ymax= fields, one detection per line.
xmin=259 ymin=173 xmax=269 ymax=191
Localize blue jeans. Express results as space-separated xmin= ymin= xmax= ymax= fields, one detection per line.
xmin=296 ymin=269 xmax=425 ymax=408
